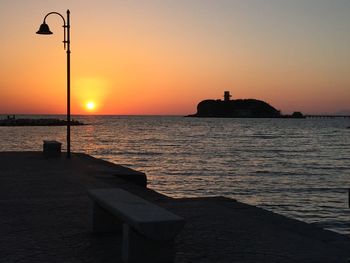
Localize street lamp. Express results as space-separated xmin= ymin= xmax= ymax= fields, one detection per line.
xmin=36 ymin=10 xmax=71 ymax=159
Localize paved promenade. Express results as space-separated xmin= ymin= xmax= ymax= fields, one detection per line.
xmin=0 ymin=152 xmax=349 ymax=262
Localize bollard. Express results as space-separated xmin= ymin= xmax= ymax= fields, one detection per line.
xmin=43 ymin=140 xmax=62 ymax=158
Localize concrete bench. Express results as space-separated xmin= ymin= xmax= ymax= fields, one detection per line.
xmin=88 ymin=188 xmax=185 ymax=263
xmin=43 ymin=140 xmax=61 ymax=157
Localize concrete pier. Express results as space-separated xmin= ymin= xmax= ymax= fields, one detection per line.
xmin=0 ymin=152 xmax=349 ymax=262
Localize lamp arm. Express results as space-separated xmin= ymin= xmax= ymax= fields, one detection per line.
xmin=43 ymin=12 xmax=66 ymax=25
xmin=43 ymin=12 xmax=68 ymax=50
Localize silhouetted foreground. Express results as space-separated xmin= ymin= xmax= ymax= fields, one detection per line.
xmin=0 ymin=151 xmax=349 ymax=262
xmin=187 ymin=91 xmax=305 ymax=118
xmin=0 ymin=117 xmax=85 ymax=126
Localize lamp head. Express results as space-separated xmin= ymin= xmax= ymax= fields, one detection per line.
xmin=36 ymin=23 xmax=53 ymax=34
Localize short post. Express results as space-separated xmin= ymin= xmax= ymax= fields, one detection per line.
xmin=43 ymin=140 xmax=62 ymax=158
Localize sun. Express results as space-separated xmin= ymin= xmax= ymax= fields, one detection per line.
xmin=85 ymin=101 xmax=96 ymax=111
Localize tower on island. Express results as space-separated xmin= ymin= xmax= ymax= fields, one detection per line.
xmin=224 ymin=91 xmax=232 ymax=102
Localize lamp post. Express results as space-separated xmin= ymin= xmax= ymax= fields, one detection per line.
xmin=36 ymin=10 xmax=71 ymax=159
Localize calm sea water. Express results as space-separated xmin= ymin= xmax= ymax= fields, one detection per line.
xmin=1 ymin=115 xmax=349 ymax=235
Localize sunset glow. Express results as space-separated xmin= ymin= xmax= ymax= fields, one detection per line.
xmin=85 ymin=101 xmax=96 ymax=111
xmin=0 ymin=0 xmax=349 ymax=115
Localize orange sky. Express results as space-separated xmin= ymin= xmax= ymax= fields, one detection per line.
xmin=0 ymin=0 xmax=349 ymax=115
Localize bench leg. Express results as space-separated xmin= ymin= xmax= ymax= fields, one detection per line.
xmin=122 ymin=224 xmax=175 ymax=263
xmin=92 ymin=203 xmax=123 ymax=234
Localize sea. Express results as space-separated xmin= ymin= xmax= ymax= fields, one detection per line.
xmin=1 ymin=115 xmax=349 ymax=235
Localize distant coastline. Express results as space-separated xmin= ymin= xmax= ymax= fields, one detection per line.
xmin=0 ymin=116 xmax=85 ymax=126
xmin=187 ymin=91 xmax=304 ymax=118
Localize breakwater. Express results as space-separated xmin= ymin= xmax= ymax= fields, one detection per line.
xmin=305 ymin=115 xmax=350 ymax=118
xmin=0 ymin=117 xmax=85 ymax=126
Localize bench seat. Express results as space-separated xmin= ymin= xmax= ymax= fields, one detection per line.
xmin=88 ymin=188 xmax=185 ymax=263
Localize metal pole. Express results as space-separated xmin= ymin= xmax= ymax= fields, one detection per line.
xmin=66 ymin=9 xmax=71 ymax=159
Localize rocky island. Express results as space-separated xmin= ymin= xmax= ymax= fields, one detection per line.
xmin=187 ymin=91 xmax=304 ymax=118
xmin=0 ymin=116 xmax=85 ymax=126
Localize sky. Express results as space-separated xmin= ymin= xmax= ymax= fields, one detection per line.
xmin=0 ymin=0 xmax=349 ymax=115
